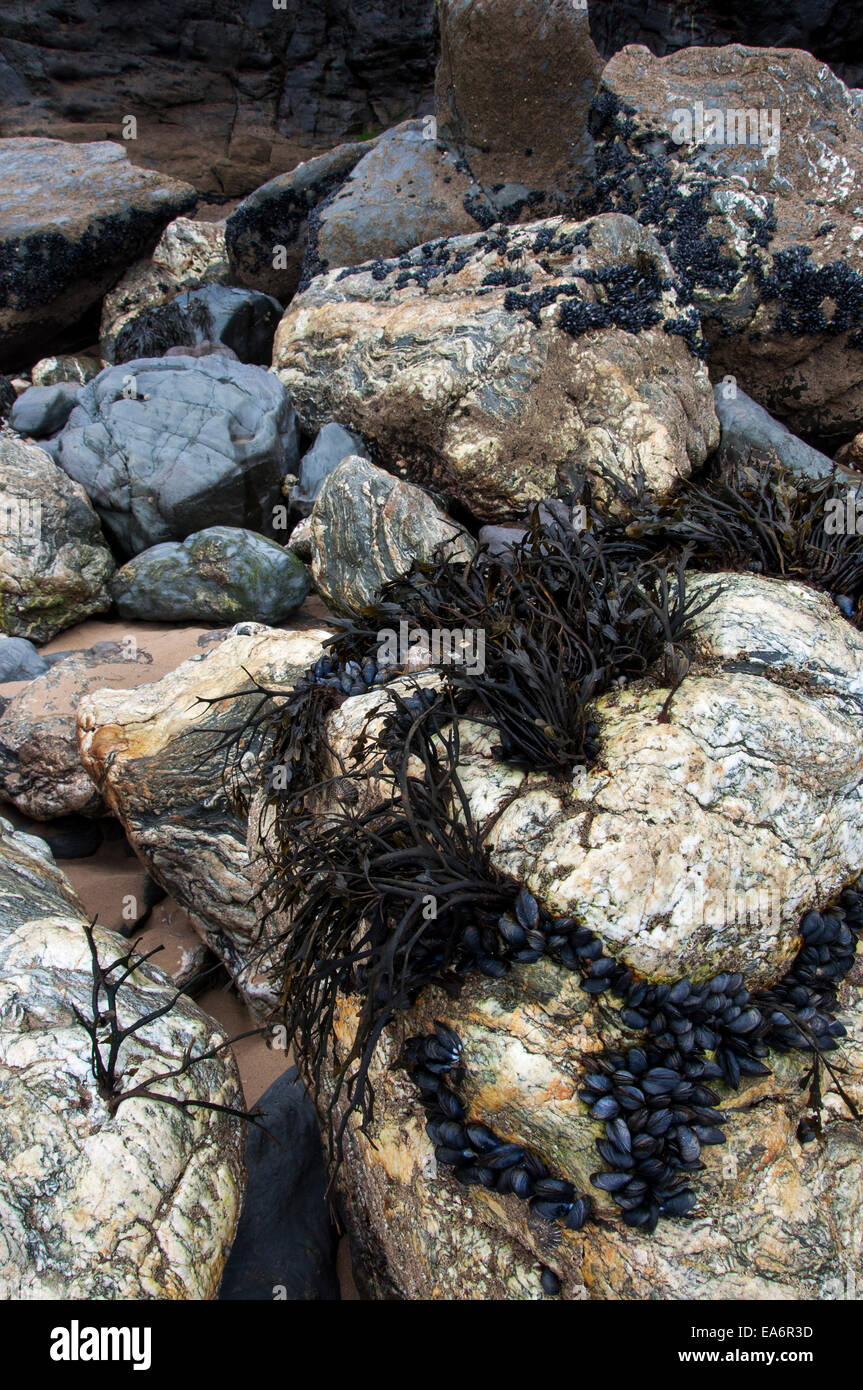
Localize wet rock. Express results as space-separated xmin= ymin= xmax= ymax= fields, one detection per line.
xmin=0 ymin=635 xmax=47 ymax=682
xmin=219 ymin=1066 xmax=339 ymax=1302
xmin=226 ymin=141 xmax=373 ymax=302
xmin=303 ymin=121 xmax=481 ymax=282
xmin=0 ymin=138 xmax=195 ymax=368
xmin=30 ymin=355 xmax=101 ymax=388
xmin=436 ymin=0 xmax=603 ymax=210
xmin=714 ymin=384 xmax=835 ymax=481
xmin=592 ymin=44 xmax=863 ymax=439
xmin=9 ymin=383 xmax=80 ymax=438
xmin=0 ymin=817 xmax=246 ymax=1300
xmin=310 ymin=457 xmax=474 ymax=615
xmin=290 ymin=422 xmax=369 ymax=517
xmin=274 ymin=212 xmax=718 ymax=522
xmin=78 ymin=624 xmax=333 ymax=1014
xmin=111 ymin=526 xmax=310 ymax=625
xmin=52 ymin=356 xmax=299 ymax=556
xmin=110 ymin=285 xmax=283 ymax=368
xmin=0 ymin=435 xmax=114 ymax=643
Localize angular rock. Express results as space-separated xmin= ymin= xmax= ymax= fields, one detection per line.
xmin=311 ymin=457 xmax=475 ymax=615
xmin=592 ymin=45 xmax=863 ymax=439
xmin=111 ymin=527 xmax=310 ymax=625
xmin=9 ymin=382 xmax=80 ymax=438
xmin=436 ymin=0 xmax=603 ymax=210
xmin=0 ymin=138 xmax=196 ymax=367
xmin=0 ymin=817 xmax=246 ymax=1300
xmin=303 ymin=121 xmax=482 ymax=282
xmin=0 ymin=635 xmax=47 ymax=682
xmin=226 ymin=141 xmax=373 ymax=302
xmin=714 ymin=384 xmax=835 ymax=481
xmin=52 ymin=356 xmax=299 ymax=556
xmin=219 ymin=1066 xmax=339 ymax=1302
xmin=290 ymin=422 xmax=368 ymax=517
xmin=109 ymin=285 xmax=283 ymax=368
xmin=0 ymin=435 xmax=114 ymax=643
xmin=77 ymin=624 xmax=333 ymax=1013
xmin=274 ymin=212 xmax=719 ymax=521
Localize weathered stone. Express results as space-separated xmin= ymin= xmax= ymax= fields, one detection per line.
xmin=0 ymin=816 xmax=246 ymax=1300
xmin=0 ymin=138 xmax=196 ymax=367
xmin=31 ymin=354 xmax=101 ymax=388
xmin=0 ymin=434 xmax=114 ymax=643
xmin=287 ymin=516 xmax=314 ymax=563
xmin=78 ymin=623 xmax=333 ymax=1013
xmin=109 ymin=285 xmax=283 ymax=368
xmin=290 ymin=422 xmax=369 ymax=517
xmin=436 ymin=0 xmax=603 ymax=210
xmin=9 ymin=382 xmax=80 ymax=438
xmin=274 ymin=213 xmax=719 ymax=522
xmin=110 ymin=526 xmax=310 ymax=625
xmin=52 ymin=356 xmax=299 ymax=556
xmin=311 ymin=457 xmax=474 ymax=615
xmin=714 ymin=384 xmax=835 ymax=481
xmin=592 ymin=44 xmax=863 ymax=439
xmin=0 ymin=635 xmax=47 ymax=682
xmin=836 ymin=433 xmax=863 ymax=473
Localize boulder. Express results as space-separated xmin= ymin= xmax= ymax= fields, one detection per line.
xmin=52 ymin=356 xmax=299 ymax=556
xmin=77 ymin=623 xmax=333 ymax=1013
xmin=219 ymin=1066 xmax=340 ymax=1302
xmin=100 ymin=216 xmax=229 ymax=364
xmin=226 ymin=141 xmax=373 ymax=302
xmin=31 ymin=354 xmax=101 ymax=388
xmin=110 ymin=527 xmax=310 ymax=625
xmin=9 ymin=383 xmax=80 ymax=438
xmin=714 ymin=384 xmax=835 ymax=481
xmin=0 ymin=635 xmax=47 ymax=682
xmin=290 ymin=422 xmax=369 ymax=517
xmin=303 ymin=121 xmax=482 ymax=283
xmin=435 ymin=0 xmax=603 ymax=209
xmin=0 ymin=138 xmax=196 ymax=367
xmin=0 ymin=434 xmax=114 ymax=643
xmin=109 ymin=285 xmax=283 ymax=368
xmin=274 ymin=212 xmax=719 ymax=521
xmin=592 ymin=44 xmax=863 ymax=439
xmin=0 ymin=816 xmax=246 ymax=1300
xmin=311 ymin=457 xmax=474 ymax=615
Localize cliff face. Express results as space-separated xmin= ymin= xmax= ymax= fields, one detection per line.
xmin=0 ymin=0 xmax=438 ymax=196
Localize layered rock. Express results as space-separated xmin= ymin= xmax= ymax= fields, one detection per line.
xmin=274 ymin=213 xmax=719 ymax=521
xmin=592 ymin=44 xmax=863 ymax=438
xmin=0 ymin=434 xmax=114 ymax=642
xmin=0 ymin=816 xmax=246 ymax=1299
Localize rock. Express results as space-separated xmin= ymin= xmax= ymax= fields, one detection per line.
xmin=52 ymin=356 xmax=299 ymax=557
xmin=290 ymin=422 xmax=369 ymax=517
xmin=435 ymin=0 xmax=603 ymax=210
xmin=0 ymin=635 xmax=47 ymax=682
xmin=23 ymin=814 xmax=104 ymax=861
xmin=100 ymin=216 xmax=229 ymax=364
xmin=110 ymin=527 xmax=311 ymax=625
xmin=303 ymin=121 xmax=482 ymax=283
xmin=77 ymin=624 xmax=333 ymax=1013
xmin=274 ymin=212 xmax=719 ymax=521
xmin=0 ymin=138 xmax=196 ymax=368
xmin=836 ymin=434 xmax=863 ymax=473
xmin=30 ymin=354 xmax=101 ymax=388
xmin=0 ymin=817 xmax=246 ymax=1300
xmin=109 ymin=285 xmax=283 ymax=368
xmin=9 ymin=383 xmax=80 ymax=438
xmin=311 ymin=457 xmax=475 ymax=615
xmin=477 ymin=524 xmax=528 ymax=558
xmin=219 ymin=1066 xmax=339 ymax=1302
xmin=0 ymin=435 xmax=114 ymax=643
xmin=252 ymin=572 xmax=863 ymax=1299
xmin=287 ymin=516 xmax=314 ymax=563
xmin=0 ymin=642 xmax=158 ymax=819
xmin=592 ymin=45 xmax=863 ymax=440
xmin=0 ymin=378 xmax=15 ymax=420
xmin=226 ymin=141 xmax=374 ymax=302
xmin=714 ymin=384 xmax=835 ymax=481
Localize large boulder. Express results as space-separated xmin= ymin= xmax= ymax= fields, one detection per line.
xmin=0 ymin=635 xmax=47 ymax=683
xmin=0 ymin=816 xmax=246 ymax=1299
xmin=108 ymin=285 xmax=283 ymax=368
xmin=52 ymin=356 xmax=299 ymax=556
xmin=714 ymin=385 xmax=835 ymax=482
xmin=251 ymin=572 xmax=863 ymax=1298
xmin=9 ymin=383 xmax=80 ymax=438
xmin=592 ymin=44 xmax=863 ymax=439
xmin=274 ymin=213 xmax=719 ymax=522
xmin=289 ymin=422 xmax=369 ymax=517
xmin=0 ymin=434 xmax=114 ymax=643
xmin=110 ymin=526 xmax=310 ymax=625
xmin=0 ymin=138 xmax=195 ymax=367
xmin=77 ymin=623 xmax=332 ymax=1014
xmin=311 ymin=457 xmax=475 ymax=614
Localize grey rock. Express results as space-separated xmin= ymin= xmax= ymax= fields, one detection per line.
xmin=714 ymin=385 xmax=835 ymax=482
xmin=111 ymin=526 xmax=311 ymax=625
xmin=290 ymin=423 xmax=368 ymax=517
xmin=52 ymin=356 xmax=299 ymax=557
xmin=9 ymin=383 xmax=80 ymax=439
xmin=219 ymin=1067 xmax=339 ymax=1302
xmin=478 ymin=524 xmax=528 ymax=558
xmin=111 ymin=284 xmax=283 ymax=367
xmin=0 ymin=636 xmax=47 ymax=682
xmin=0 ymin=138 xmax=196 ymax=368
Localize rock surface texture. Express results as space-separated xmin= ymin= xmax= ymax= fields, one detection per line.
xmin=274 ymin=213 xmax=719 ymax=521
xmin=0 ymin=816 xmax=246 ymax=1299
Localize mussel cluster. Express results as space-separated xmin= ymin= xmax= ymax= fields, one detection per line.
xmin=757 ymin=887 xmax=863 ymax=1054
